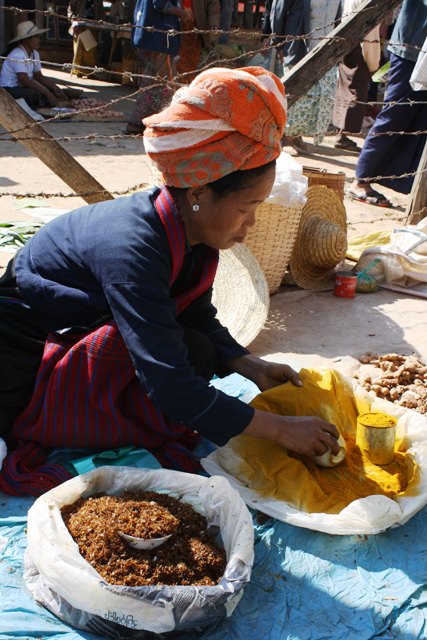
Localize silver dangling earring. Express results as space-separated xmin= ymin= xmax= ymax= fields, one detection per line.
xmin=192 ymin=204 xmax=200 ymax=212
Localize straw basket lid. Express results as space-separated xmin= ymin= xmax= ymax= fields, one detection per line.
xmin=289 ymin=185 xmax=348 ymax=290
xmin=212 ymin=244 xmax=269 ymax=347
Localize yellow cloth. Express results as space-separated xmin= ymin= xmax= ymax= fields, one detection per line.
xmin=218 ymin=369 xmax=418 ymax=515
xmin=346 ymin=230 xmax=391 ymax=262
xmin=71 ymin=34 xmax=97 ymax=77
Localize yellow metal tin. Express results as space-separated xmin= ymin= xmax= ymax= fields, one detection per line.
xmin=356 ymin=412 xmax=397 ymax=465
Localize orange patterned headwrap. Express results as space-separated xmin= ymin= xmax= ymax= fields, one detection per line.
xmin=143 ymin=66 xmax=287 ymax=188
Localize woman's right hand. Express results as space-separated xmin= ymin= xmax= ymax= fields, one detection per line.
xmin=243 ymin=409 xmax=340 ymax=459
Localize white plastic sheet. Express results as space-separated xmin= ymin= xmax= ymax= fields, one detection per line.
xmin=24 ymin=467 xmax=254 ymax=636
xmin=201 ymin=382 xmax=427 ymax=536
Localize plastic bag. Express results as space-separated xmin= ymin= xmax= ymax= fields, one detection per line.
xmin=201 ymin=372 xmax=427 ymax=536
xmin=24 ymin=467 xmax=254 ymax=637
xmin=410 ymin=35 xmax=427 ymax=91
xmin=355 ymin=219 xmax=427 ymax=288
xmin=266 ymin=151 xmax=308 ymax=207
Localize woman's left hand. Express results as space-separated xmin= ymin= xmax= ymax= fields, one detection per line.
xmin=226 ymin=354 xmax=302 ymax=392
xmin=254 ymin=360 xmax=302 ymax=391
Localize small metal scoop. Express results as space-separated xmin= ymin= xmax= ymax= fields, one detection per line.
xmin=118 ymin=531 xmax=173 ymax=550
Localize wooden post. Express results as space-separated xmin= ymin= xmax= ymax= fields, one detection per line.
xmin=283 ymin=0 xmax=401 ymax=107
xmin=0 ymin=88 xmax=113 ymax=204
xmin=405 ymin=139 xmax=427 ymax=225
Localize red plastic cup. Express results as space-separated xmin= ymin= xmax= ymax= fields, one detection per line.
xmin=334 ymin=271 xmax=357 ymax=298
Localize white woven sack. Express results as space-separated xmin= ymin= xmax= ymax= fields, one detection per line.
xmin=24 ymin=467 xmax=254 ymax=637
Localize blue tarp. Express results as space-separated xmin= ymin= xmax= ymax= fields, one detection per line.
xmin=1 ymin=374 xmax=427 ymax=639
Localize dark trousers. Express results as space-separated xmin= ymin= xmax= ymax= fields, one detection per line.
xmin=3 ymin=86 xmax=50 ymax=111
xmin=355 ymin=54 xmax=427 ymax=194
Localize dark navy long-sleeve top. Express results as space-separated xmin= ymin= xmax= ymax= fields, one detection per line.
xmin=14 ymin=187 xmax=254 ymax=444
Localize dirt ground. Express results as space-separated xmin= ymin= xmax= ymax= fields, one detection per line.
xmin=1 ymin=68 xmax=426 ymax=375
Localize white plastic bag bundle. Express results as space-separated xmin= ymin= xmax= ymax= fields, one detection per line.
xmin=24 ymin=467 xmax=254 ymax=638
xmin=410 ymin=35 xmax=427 ymax=91
xmin=266 ymin=151 xmax=308 ymax=207
xmin=355 ymin=219 xmax=427 ymax=288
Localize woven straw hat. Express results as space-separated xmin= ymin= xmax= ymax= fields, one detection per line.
xmin=9 ymin=21 xmax=49 ymax=44
xmin=212 ymin=244 xmax=269 ymax=347
xmin=289 ymin=185 xmax=347 ymax=290
xmin=147 ymin=163 xmax=269 ymax=344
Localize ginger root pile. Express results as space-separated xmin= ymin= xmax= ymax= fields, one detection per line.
xmin=354 ymin=352 xmax=427 ymax=414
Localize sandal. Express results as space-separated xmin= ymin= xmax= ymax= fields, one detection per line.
xmin=281 ymin=135 xmax=308 ymax=154
xmin=348 ymin=189 xmax=392 ymax=208
xmin=334 ymin=136 xmax=361 ymax=152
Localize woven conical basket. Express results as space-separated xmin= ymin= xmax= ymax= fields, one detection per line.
xmin=289 ymin=185 xmax=348 ymax=290
xmin=244 ymin=201 xmax=304 ymax=294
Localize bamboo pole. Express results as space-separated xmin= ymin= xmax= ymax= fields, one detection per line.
xmin=0 ymin=88 xmax=113 ymax=204
xmin=405 ymin=139 xmax=427 ymax=225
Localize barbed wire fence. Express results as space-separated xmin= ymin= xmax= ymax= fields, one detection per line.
xmin=0 ymin=3 xmax=426 ymax=218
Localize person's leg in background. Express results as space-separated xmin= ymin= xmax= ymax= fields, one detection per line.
xmin=3 ymin=85 xmax=48 ymax=109
xmin=332 ymin=44 xmax=370 ymax=152
xmin=218 ymin=0 xmax=235 ymax=45
xmin=126 ymin=50 xmax=175 ymax=135
xmin=350 ymin=53 xmax=427 ymax=205
xmin=71 ymin=29 xmax=98 ymax=77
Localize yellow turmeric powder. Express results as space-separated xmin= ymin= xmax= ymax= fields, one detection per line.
xmin=222 ymin=434 xmax=417 ymax=514
xmin=358 ymin=412 xmax=397 ymax=427
xmin=356 ymin=412 xmax=397 ymax=465
xmin=216 ymin=369 xmax=419 ymax=515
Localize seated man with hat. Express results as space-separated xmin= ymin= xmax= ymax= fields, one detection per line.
xmin=0 ymin=21 xmax=67 ymax=110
